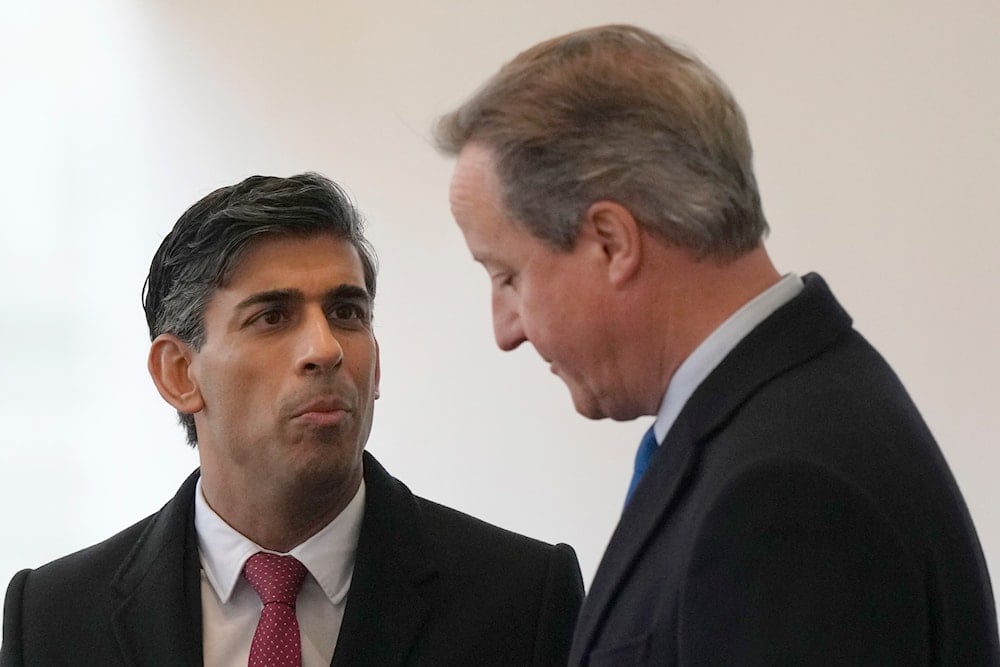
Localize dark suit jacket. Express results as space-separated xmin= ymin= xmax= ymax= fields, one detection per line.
xmin=570 ymin=274 xmax=999 ymax=666
xmin=2 ymin=453 xmax=584 ymax=666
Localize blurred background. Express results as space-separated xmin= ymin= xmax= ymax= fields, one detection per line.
xmin=1 ymin=0 xmax=997 ymax=610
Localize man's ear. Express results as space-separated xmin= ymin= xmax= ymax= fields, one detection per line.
xmin=582 ymin=200 xmax=643 ymax=286
xmin=373 ymin=338 xmax=381 ymax=400
xmin=148 ymin=334 xmax=205 ymax=415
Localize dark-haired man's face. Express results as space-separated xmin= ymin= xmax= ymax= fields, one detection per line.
xmin=186 ymin=234 xmax=380 ymax=515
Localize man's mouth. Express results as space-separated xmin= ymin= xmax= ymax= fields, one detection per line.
xmin=293 ymin=396 xmax=351 ymax=426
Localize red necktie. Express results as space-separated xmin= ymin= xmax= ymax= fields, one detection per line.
xmin=243 ymin=552 xmax=308 ymax=667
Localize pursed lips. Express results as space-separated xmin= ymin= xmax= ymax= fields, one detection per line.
xmin=292 ymin=396 xmax=352 ymax=426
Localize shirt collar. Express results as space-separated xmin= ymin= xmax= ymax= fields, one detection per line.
xmin=652 ymin=273 xmax=804 ymax=444
xmin=194 ymin=475 xmax=365 ymax=606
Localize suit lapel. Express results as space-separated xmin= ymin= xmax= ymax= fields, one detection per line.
xmin=571 ymin=274 xmax=853 ymax=661
xmin=331 ymin=453 xmax=436 ymax=666
xmin=110 ymin=471 xmax=203 ymax=666
xmin=570 ymin=414 xmax=702 ymax=663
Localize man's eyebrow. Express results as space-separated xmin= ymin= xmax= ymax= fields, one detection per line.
xmin=234 ymin=289 xmax=303 ymax=311
xmin=327 ymin=284 xmax=372 ymax=303
xmin=471 ymin=247 xmax=511 ymax=268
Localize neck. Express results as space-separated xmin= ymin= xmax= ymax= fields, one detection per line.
xmin=636 ymin=243 xmax=781 ymax=413
xmin=198 ymin=465 xmax=361 ymax=552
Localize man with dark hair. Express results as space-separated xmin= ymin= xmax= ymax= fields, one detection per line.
xmin=437 ymin=25 xmax=999 ymax=664
xmin=1 ymin=173 xmax=584 ymax=665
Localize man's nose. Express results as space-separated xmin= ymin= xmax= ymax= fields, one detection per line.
xmin=297 ymin=309 xmax=344 ymax=373
xmin=492 ymin=292 xmax=527 ymax=352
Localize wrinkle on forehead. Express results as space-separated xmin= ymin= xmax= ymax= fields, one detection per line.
xmin=450 ymin=144 xmax=504 ymax=216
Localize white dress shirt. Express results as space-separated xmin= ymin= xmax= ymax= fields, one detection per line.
xmin=651 ymin=273 xmax=805 ymax=444
xmin=195 ymin=477 xmax=365 ymax=667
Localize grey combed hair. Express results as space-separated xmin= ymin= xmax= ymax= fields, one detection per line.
xmin=434 ymin=24 xmax=768 ymax=258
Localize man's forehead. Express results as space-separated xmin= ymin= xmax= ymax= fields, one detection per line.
xmin=220 ymin=233 xmax=366 ymax=292
xmin=450 ymin=144 xmax=503 ymax=206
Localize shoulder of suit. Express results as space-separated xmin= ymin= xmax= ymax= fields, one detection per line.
xmin=18 ymin=511 xmax=156 ymax=591
xmin=364 ymin=451 xmax=565 ymax=554
xmin=412 ymin=494 xmax=563 ymax=554
xmin=19 ymin=470 xmax=200 ymax=585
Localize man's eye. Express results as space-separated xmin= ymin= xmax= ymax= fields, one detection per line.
xmin=330 ymin=304 xmax=369 ymax=323
xmin=490 ymin=272 xmax=506 ymax=285
xmin=249 ymin=308 xmax=289 ymax=328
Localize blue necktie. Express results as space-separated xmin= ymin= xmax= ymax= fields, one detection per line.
xmin=625 ymin=426 xmax=659 ymax=506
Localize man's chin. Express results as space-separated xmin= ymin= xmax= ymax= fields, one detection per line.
xmin=569 ymin=389 xmax=646 ymax=422
xmin=568 ymin=389 xmax=607 ymax=421
xmin=289 ymin=454 xmax=361 ymax=492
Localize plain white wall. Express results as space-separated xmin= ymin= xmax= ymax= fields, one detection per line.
xmin=1 ymin=1 xmax=997 ymax=609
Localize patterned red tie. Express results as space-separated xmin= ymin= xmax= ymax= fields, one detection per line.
xmin=243 ymin=552 xmax=308 ymax=667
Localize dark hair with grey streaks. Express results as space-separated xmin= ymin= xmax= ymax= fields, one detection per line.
xmin=435 ymin=24 xmax=768 ymax=258
xmin=141 ymin=172 xmax=377 ymax=446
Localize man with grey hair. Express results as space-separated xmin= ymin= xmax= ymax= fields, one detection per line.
xmin=2 ymin=173 xmax=584 ymax=665
xmin=437 ymin=24 xmax=999 ymax=664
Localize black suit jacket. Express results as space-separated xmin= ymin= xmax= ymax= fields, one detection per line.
xmin=2 ymin=453 xmax=584 ymax=666
xmin=570 ymin=274 xmax=999 ymax=665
